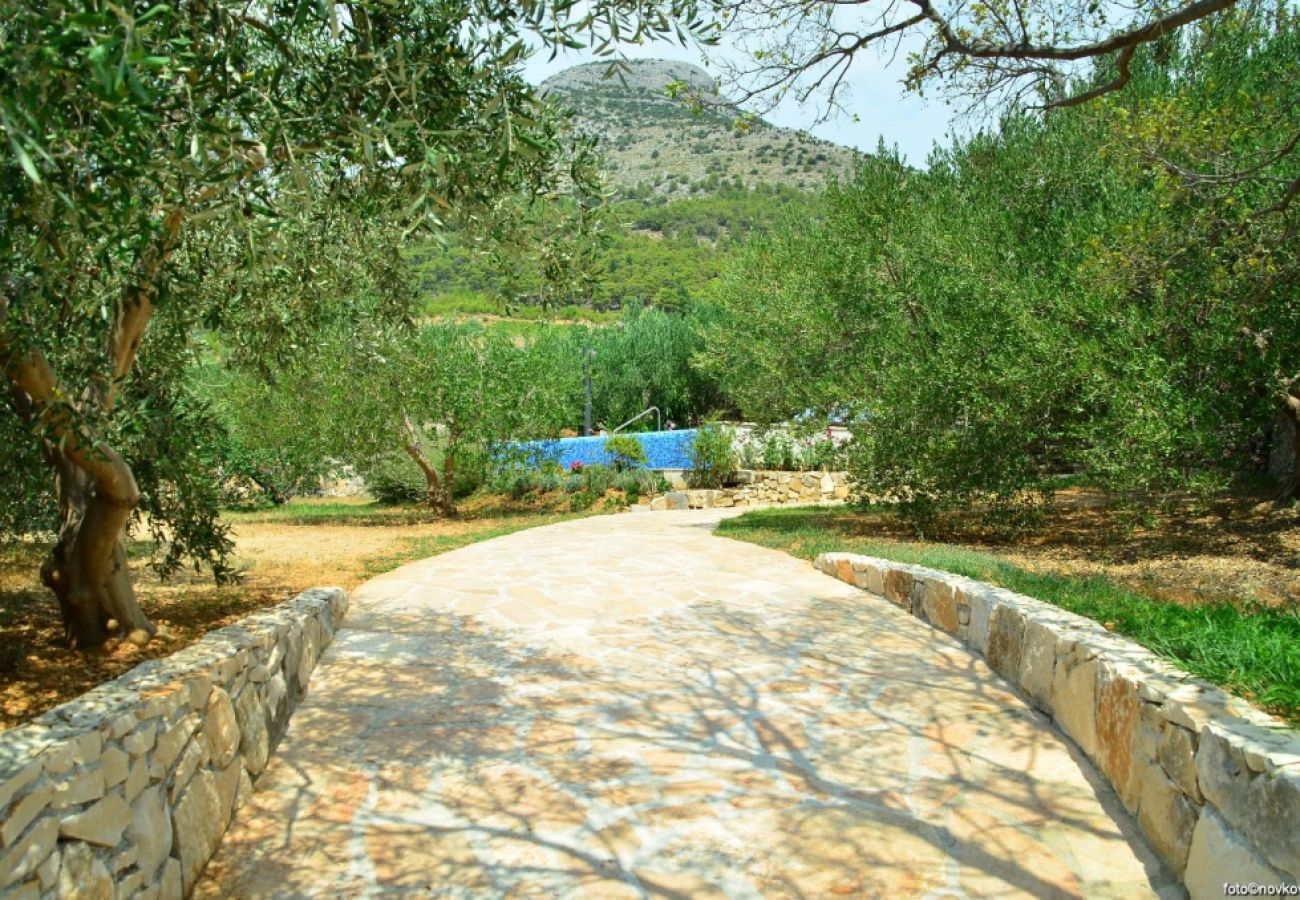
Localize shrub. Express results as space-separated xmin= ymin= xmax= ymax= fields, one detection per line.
xmin=760 ymin=432 xmax=796 ymax=470
xmin=581 ymin=463 xmax=616 ymax=494
xmin=360 ymin=451 xmax=429 ymax=504
xmin=604 ymin=434 xmax=648 ymax=472
xmin=570 ymin=490 xmax=600 ymax=511
xmin=688 ymin=423 xmax=738 ymax=488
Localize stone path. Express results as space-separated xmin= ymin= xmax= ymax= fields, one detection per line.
xmin=198 ymin=510 xmax=1177 ymax=898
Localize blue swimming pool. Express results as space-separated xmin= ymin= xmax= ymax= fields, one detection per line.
xmin=513 ymin=429 xmax=698 ymax=470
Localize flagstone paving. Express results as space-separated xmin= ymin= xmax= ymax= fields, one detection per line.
xmin=197 ymin=509 xmax=1178 ymax=898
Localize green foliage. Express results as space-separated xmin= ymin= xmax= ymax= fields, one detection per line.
xmin=701 ymin=8 xmax=1300 ymax=520
xmin=718 ymin=507 xmax=1300 ymax=723
xmin=687 ymin=422 xmax=738 ymax=488
xmin=359 ymin=452 xmax=431 ymax=506
xmin=1 ymin=0 xmax=715 ymax=609
xmin=604 ymin=435 xmax=648 ymax=471
xmin=408 ymin=186 xmax=816 ymax=314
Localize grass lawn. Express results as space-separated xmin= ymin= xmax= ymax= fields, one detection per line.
xmin=0 ymin=493 xmax=595 ymax=730
xmin=718 ymin=505 xmax=1300 ymax=724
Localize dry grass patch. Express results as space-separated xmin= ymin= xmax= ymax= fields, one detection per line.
xmin=0 ymin=494 xmax=592 ymax=730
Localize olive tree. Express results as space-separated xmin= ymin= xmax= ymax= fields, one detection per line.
xmin=0 ymin=0 xmax=713 ymax=648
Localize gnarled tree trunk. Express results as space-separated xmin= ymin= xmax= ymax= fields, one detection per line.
xmin=2 ymin=211 xmax=179 ymax=648
xmin=399 ymin=413 xmax=458 ymax=516
xmin=2 ymin=338 xmax=156 ymax=648
xmin=1276 ymin=390 xmax=1300 ymax=504
xmin=40 ymin=448 xmax=153 ymax=648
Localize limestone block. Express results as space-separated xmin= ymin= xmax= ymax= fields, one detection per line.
xmin=1124 ymin=705 xmax=1165 ymax=813
xmin=168 ymin=738 xmax=206 ymax=804
xmin=1018 ymin=621 xmax=1057 ymax=712
xmin=1198 ymin=725 xmax=1300 ymax=879
xmin=123 ymin=755 xmax=148 ymax=804
xmin=967 ymin=589 xmax=993 ymax=655
xmin=153 ymin=714 xmax=198 ymax=772
xmin=116 ymin=870 xmax=145 ymax=897
xmin=58 ymin=793 xmax=129 ymax=847
xmin=0 ymin=816 xmax=56 ymax=888
xmin=236 ymin=764 xmax=255 ymax=811
xmin=1 ymin=783 xmax=51 ymax=847
xmin=122 ymin=722 xmax=157 ymax=757
xmin=882 ymin=569 xmax=914 ymax=611
xmin=233 ymin=686 xmax=270 ymax=776
xmin=920 ymin=579 xmax=959 ymax=635
xmin=851 ymin=561 xmax=885 ymax=596
xmin=171 ymin=760 xmax=241 ymax=893
xmin=298 ymin=617 xmax=323 ymax=690
xmin=202 ymin=687 xmax=241 ymax=770
xmin=50 ymin=765 xmax=106 ymax=809
xmin=180 ymin=672 xmax=212 ymax=713
xmin=56 ymin=841 xmax=111 ymax=899
xmin=1095 ymin=665 xmax=1140 ymax=792
xmin=35 ymin=846 xmax=59 ymax=890
xmin=100 ymin=747 xmax=128 ymax=790
xmin=1051 ymin=657 xmax=1099 ymax=760
xmin=160 ymin=858 xmax=183 ymax=900
xmin=833 ymin=484 xmax=850 ymax=499
xmin=266 ymin=672 xmax=289 ymax=728
xmin=1135 ymin=764 xmax=1199 ymax=875
xmin=3 ymin=880 xmax=37 ymax=899
xmin=69 ymin=733 xmax=101 ymax=768
xmin=110 ymin=843 xmax=135 ymax=874
xmin=1185 ymin=808 xmax=1293 ymax=900
xmin=664 ymin=492 xmax=689 ymax=510
xmin=649 ymin=496 xmax=667 ymax=511
xmin=0 ymin=760 xmax=42 ymax=817
xmin=127 ymin=785 xmax=173 ymax=880
xmin=986 ymin=604 xmax=1027 ymax=683
xmin=834 ymin=557 xmax=854 ymax=584
xmin=107 ymin=714 xmax=137 ymax=741
xmin=1162 ymin=683 xmax=1249 ymax=733
xmin=1158 ymin=725 xmax=1202 ymax=803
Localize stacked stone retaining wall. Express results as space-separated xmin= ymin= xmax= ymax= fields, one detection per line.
xmin=0 ymin=587 xmax=347 ymax=899
xmin=815 ymin=552 xmax=1299 ymax=897
xmin=652 ymin=470 xmax=851 ymax=510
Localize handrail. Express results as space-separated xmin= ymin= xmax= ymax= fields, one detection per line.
xmin=612 ymin=406 xmax=660 ymax=434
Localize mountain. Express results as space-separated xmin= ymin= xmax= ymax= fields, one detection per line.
xmin=539 ymin=60 xmax=863 ymax=197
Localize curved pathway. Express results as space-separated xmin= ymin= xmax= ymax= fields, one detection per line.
xmin=199 ymin=509 xmax=1176 ymax=898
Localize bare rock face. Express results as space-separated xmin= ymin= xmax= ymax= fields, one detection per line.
xmin=534 ymin=59 xmax=861 ymax=196
xmin=540 ymin=59 xmax=722 ymax=102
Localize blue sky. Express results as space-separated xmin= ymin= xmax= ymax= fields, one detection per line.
xmin=519 ymin=35 xmax=957 ymax=166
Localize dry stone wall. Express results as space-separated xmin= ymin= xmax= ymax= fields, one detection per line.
xmin=0 ymin=587 xmax=347 ymax=899
xmin=816 ymin=552 xmax=1299 ymax=897
xmin=651 ymin=470 xmax=851 ymax=510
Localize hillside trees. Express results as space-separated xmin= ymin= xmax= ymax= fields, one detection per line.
xmin=0 ymin=0 xmax=712 ymax=648
xmin=702 ymin=7 xmax=1300 ymax=519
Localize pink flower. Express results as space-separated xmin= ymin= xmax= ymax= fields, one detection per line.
xmin=569 ymin=461 xmax=584 ymax=472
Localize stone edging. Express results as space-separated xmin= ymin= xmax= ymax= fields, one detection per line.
xmin=814 ymin=552 xmax=1299 ymax=898
xmin=0 ymin=587 xmax=347 ymax=899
